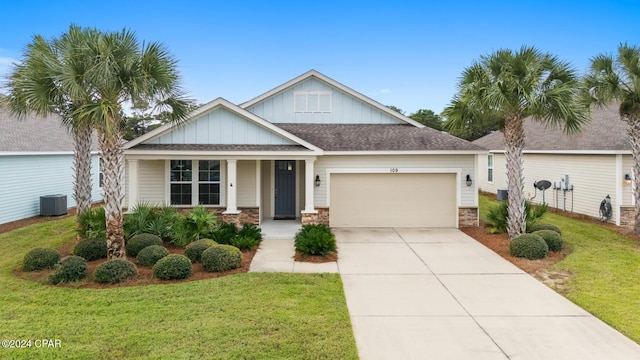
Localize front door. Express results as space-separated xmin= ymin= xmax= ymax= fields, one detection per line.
xmin=274 ymin=160 xmax=296 ymax=219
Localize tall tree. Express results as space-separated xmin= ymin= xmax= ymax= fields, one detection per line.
xmin=583 ymin=43 xmax=640 ymax=233
xmin=444 ymin=46 xmax=587 ymax=239
xmin=7 ymin=27 xmax=96 ymax=216
xmin=409 ymin=109 xmax=443 ymax=130
xmin=442 ymin=107 xmax=501 ymax=141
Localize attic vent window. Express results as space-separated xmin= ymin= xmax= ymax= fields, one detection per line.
xmin=294 ymin=91 xmax=332 ymax=113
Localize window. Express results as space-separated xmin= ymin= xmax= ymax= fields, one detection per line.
xmin=198 ymin=160 xmax=220 ymax=205
xmin=170 ymin=160 xmax=192 ymax=205
xmin=487 ymin=154 xmax=494 ymax=182
xmin=169 ymin=160 xmax=221 ymax=206
xmin=294 ymin=91 xmax=332 ymax=112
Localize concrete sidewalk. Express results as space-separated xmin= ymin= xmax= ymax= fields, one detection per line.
xmin=335 ymin=227 xmax=640 ymax=360
xmin=249 ymin=227 xmax=640 ymax=359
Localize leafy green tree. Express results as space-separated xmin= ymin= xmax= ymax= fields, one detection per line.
xmin=444 ymin=46 xmax=587 ymax=239
xmin=442 ymin=108 xmax=501 ymax=141
xmin=582 ymin=43 xmax=640 ymax=233
xmin=9 ymin=25 xmax=190 ymax=259
xmin=386 ymin=105 xmax=405 ymax=115
xmin=123 ymin=104 xmax=199 ymax=140
xmin=409 ymin=109 xmax=443 ymax=130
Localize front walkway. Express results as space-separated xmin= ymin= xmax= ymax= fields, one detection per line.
xmin=250 ymin=227 xmax=640 ymax=359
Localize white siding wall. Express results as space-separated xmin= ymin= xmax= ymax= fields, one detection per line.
xmin=314 ymin=155 xmax=477 ymax=207
xmin=479 ymin=153 xmax=625 ymax=220
xmin=237 ymin=160 xmax=256 ymax=207
xmin=151 ymin=108 xmax=294 ymax=145
xmin=622 ymin=155 xmax=634 ymax=206
xmin=0 ymin=153 xmax=102 ymax=224
xmin=138 ymin=160 xmax=166 ymax=206
xmin=246 ymin=78 xmax=404 ymax=124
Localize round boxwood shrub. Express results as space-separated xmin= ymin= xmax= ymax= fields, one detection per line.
xmin=23 ymin=248 xmax=61 ymax=272
xmin=152 ymin=254 xmax=192 ymax=280
xmin=510 ymin=234 xmax=549 ymax=260
xmin=201 ymin=244 xmax=242 ymax=272
xmin=126 ymin=233 xmax=163 ymax=257
xmin=527 ymin=223 xmax=562 ymax=235
xmin=184 ymin=239 xmax=217 ymax=263
xmin=93 ymin=259 xmax=138 ymax=284
xmin=533 ymin=230 xmax=563 ymax=252
xmin=294 ymin=224 xmax=337 ymax=257
xmin=49 ymin=256 xmax=88 ymax=284
xmin=136 ymin=245 xmax=170 ymax=266
xmin=73 ymin=238 xmax=107 ymax=261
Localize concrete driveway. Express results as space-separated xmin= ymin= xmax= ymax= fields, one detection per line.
xmin=334 ymin=227 xmax=640 ymax=360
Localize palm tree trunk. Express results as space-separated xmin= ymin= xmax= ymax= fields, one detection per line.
xmin=626 ymin=116 xmax=640 ymax=234
xmin=72 ymin=123 xmax=93 ymax=214
xmin=99 ymin=129 xmax=126 ymax=259
xmin=504 ymin=116 xmax=526 ymax=239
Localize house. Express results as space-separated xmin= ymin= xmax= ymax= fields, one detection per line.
xmin=0 ymin=107 xmax=103 ymax=225
xmin=123 ymin=70 xmax=484 ymax=228
xmin=472 ymin=104 xmax=634 ymax=226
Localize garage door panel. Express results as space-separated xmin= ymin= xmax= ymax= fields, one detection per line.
xmin=330 ymin=173 xmax=456 ymax=228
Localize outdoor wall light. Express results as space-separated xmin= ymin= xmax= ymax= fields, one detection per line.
xmin=466 ymin=174 xmax=473 ymax=186
xmin=315 ymin=175 xmax=321 ymax=187
xmin=625 ymin=173 xmax=632 ymax=184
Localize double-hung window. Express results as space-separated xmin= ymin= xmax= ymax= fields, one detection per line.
xmin=487 ymin=154 xmax=494 ymax=182
xmin=169 ymin=160 xmax=221 ymax=206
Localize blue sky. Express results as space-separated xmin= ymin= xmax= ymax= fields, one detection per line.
xmin=1 ymin=0 xmax=639 ymax=115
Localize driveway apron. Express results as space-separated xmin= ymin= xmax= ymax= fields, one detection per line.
xmin=334 ymin=227 xmax=640 ymax=360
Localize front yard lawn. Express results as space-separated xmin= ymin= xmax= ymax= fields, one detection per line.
xmin=0 ymin=217 xmax=359 ymax=359
xmin=478 ymin=195 xmax=640 ymax=343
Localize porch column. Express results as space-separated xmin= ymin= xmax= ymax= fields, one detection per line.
xmin=224 ymin=159 xmax=239 ymax=214
xmin=128 ymin=159 xmax=139 ymax=209
xmin=303 ymin=159 xmax=317 ymax=213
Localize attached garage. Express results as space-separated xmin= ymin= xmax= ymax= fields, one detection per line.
xmin=329 ymin=173 xmax=458 ymax=227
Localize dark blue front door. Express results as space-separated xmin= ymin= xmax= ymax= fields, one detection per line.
xmin=274 ymin=160 xmax=296 ymax=219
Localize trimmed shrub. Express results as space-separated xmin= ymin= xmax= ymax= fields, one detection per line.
xmin=49 ymin=256 xmax=88 ymax=284
xmin=77 ymin=207 xmax=106 ymax=240
xmin=486 ymin=200 xmax=548 ymax=234
xmin=212 ymin=222 xmax=238 ymax=245
xmin=533 ymin=230 xmax=563 ymax=252
xmin=152 ymin=254 xmax=192 ymax=280
xmin=93 ymin=259 xmax=138 ymax=284
xmin=527 ymin=223 xmax=562 ymax=235
xmin=238 ymin=223 xmax=262 ymax=241
xmin=126 ymin=233 xmax=163 ymax=257
xmin=136 ymin=245 xmax=170 ymax=266
xmin=23 ymin=248 xmax=61 ymax=272
xmin=184 ymin=239 xmax=217 ymax=263
xmin=230 ymin=236 xmax=260 ymax=250
xmin=73 ymin=238 xmax=107 ymax=261
xmin=201 ymin=245 xmax=242 ymax=272
xmin=510 ymin=234 xmax=549 ymax=260
xmin=294 ymin=224 xmax=337 ymax=257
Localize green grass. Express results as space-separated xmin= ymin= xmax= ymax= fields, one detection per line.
xmin=0 ymin=217 xmax=358 ymax=359
xmin=480 ymin=195 xmax=640 ymax=343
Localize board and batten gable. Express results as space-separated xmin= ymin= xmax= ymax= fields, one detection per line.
xmin=313 ymin=155 xmax=477 ymax=208
xmin=149 ymin=107 xmax=295 ymax=145
xmin=477 ymin=152 xmax=633 ymax=222
xmin=0 ymin=154 xmax=102 ymax=224
xmin=245 ymin=77 xmax=405 ymax=124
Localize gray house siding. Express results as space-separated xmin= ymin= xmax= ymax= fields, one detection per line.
xmin=0 ymin=153 xmax=102 ymax=224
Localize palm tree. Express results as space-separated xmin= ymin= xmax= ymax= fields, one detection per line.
xmin=7 ymin=27 xmax=96 ymax=216
xmin=8 ymin=25 xmax=190 ymax=258
xmin=583 ymin=43 xmax=640 ymax=233
xmin=443 ymin=46 xmax=588 ymax=239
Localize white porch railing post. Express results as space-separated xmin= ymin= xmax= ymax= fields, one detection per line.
xmin=304 ymin=159 xmax=316 ymax=213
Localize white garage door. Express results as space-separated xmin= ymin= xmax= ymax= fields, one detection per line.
xmin=330 ymin=173 xmax=457 ymax=227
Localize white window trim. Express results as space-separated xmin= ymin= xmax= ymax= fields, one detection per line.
xmin=487 ymin=154 xmax=494 ymax=183
xmin=166 ymin=159 xmax=226 ymax=207
xmin=293 ymin=91 xmax=332 ymax=113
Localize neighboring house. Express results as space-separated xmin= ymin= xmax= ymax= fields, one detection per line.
xmin=124 ymin=70 xmax=484 ymax=228
xmin=472 ymin=104 xmax=634 ymax=226
xmin=0 ymin=108 xmax=102 ymax=225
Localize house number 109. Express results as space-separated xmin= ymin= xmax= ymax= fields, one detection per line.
xmin=390 ymin=168 xmax=399 ymax=173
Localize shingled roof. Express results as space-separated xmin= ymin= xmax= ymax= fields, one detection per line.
xmin=472 ymin=104 xmax=628 ymax=152
xmin=276 ymin=123 xmax=484 ymax=151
